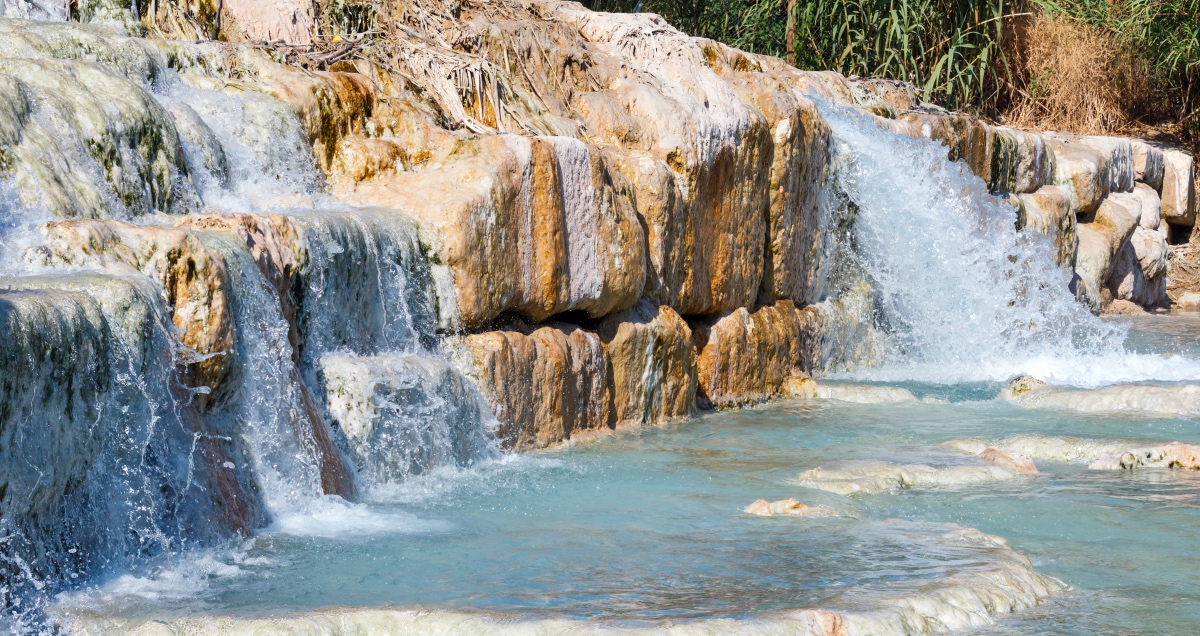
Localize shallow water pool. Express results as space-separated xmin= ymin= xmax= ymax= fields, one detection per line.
xmin=57 ymin=317 xmax=1200 ymax=634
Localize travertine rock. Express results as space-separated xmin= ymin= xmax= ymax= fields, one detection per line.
xmin=947 ymin=435 xmax=1200 ymax=471
xmin=744 ymin=498 xmax=838 ymax=517
xmin=977 ymin=448 xmax=1039 ymax=475
xmin=692 ymin=300 xmax=820 ymax=408
xmin=598 ymin=300 xmax=697 ymax=428
xmin=899 ymin=110 xmax=993 ymax=184
xmin=992 ymin=127 xmax=1055 ymax=194
xmin=450 ymin=323 xmax=609 ymax=450
xmin=1109 ymin=225 xmax=1168 ymax=307
xmin=796 ymin=462 xmax=1023 ymax=496
xmin=34 ymin=219 xmax=233 ymax=403
xmin=721 ymin=72 xmax=831 ymax=303
xmin=1131 ymin=140 xmax=1165 ymax=191
xmin=220 ymin=0 xmax=315 ymax=45
xmin=1073 ymin=192 xmax=1141 ymax=312
xmin=999 ymin=378 xmax=1200 ymax=417
xmin=1016 ymin=185 xmax=1076 ymax=266
xmin=1160 ymin=148 xmax=1196 ymax=227
xmin=345 ymin=134 xmax=646 ymax=329
xmin=1049 ymin=136 xmax=1134 ymax=215
xmin=553 ymin=6 xmax=774 ymax=315
xmin=319 ymin=353 xmax=495 ymax=485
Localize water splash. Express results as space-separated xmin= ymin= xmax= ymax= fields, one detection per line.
xmin=813 ymin=102 xmax=1200 ymax=386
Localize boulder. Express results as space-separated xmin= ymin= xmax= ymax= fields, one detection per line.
xmin=1130 ymin=182 xmax=1164 ymax=230
xmin=345 ymin=134 xmax=646 ymax=330
xmin=449 ymin=323 xmax=609 ymax=450
xmin=1160 ymin=148 xmax=1196 ymax=227
xmin=991 ymin=127 xmax=1055 ymax=194
xmin=1049 ymin=136 xmax=1134 ymax=215
xmin=33 ymin=219 xmax=234 ymax=404
xmin=1130 ymin=140 xmax=1165 ymax=191
xmin=598 ymin=299 xmax=697 ymax=428
xmin=744 ymin=498 xmax=838 ymax=517
xmin=1016 ymin=185 xmax=1076 ymax=266
xmin=1073 ymin=192 xmax=1141 ymax=312
xmin=899 ymin=111 xmax=993 ymax=184
xmin=692 ymin=300 xmax=821 ymax=408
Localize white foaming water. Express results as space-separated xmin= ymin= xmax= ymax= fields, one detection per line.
xmin=814 ymin=102 xmax=1200 ymax=386
xmin=266 ymin=496 xmax=452 ymax=539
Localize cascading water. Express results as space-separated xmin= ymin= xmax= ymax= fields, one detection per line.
xmin=813 ymin=102 xmax=1200 ymax=386
xmin=0 ymin=21 xmax=496 ymax=629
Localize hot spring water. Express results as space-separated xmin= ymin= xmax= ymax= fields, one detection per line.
xmin=2 ymin=58 xmax=1199 ymax=633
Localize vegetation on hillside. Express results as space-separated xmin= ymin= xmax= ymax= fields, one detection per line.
xmin=581 ymin=0 xmax=1200 ymax=145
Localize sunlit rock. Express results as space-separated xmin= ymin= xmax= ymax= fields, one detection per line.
xmin=345 ymin=134 xmax=646 ymax=329
xmin=449 ymin=323 xmax=609 ymax=450
xmin=1131 ymin=182 xmax=1164 ymax=230
xmin=692 ymin=300 xmax=820 ymax=408
xmin=744 ymin=498 xmax=837 ymax=517
xmin=1160 ymin=148 xmax=1196 ymax=227
xmin=1073 ymin=192 xmax=1141 ymax=312
xmin=1131 ymin=140 xmax=1165 ymax=191
xmin=992 ymin=126 xmax=1055 ymax=194
xmin=1015 ymin=184 xmax=1076 ymax=266
xmin=598 ymin=299 xmax=697 ymax=428
xmin=1049 ymin=136 xmax=1134 ymax=215
xmin=553 ymin=6 xmax=774 ymax=316
xmin=946 ymin=434 xmax=1200 ymax=471
xmin=796 ymin=462 xmax=1023 ymax=496
xmin=898 ymin=110 xmax=994 ymax=184
xmin=999 ymin=377 xmax=1200 ymax=416
xmin=1109 ymin=225 xmax=1168 ymax=307
xmin=719 ymin=70 xmax=831 ymax=303
xmin=33 ymin=219 xmax=234 ymax=403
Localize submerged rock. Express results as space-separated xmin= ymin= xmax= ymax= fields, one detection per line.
xmin=946 ymin=435 xmax=1200 ymax=471
xmin=796 ymin=462 xmax=1023 ymax=496
xmin=1000 ymin=376 xmax=1200 ymax=416
xmin=978 ymin=447 xmax=1040 ymax=475
xmin=744 ymin=498 xmax=838 ymax=517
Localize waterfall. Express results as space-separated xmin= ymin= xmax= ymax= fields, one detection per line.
xmin=0 ymin=21 xmax=497 ymax=625
xmin=813 ymin=102 xmax=1200 ymax=386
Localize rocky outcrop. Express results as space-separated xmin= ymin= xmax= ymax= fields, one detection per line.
xmin=692 ymin=300 xmax=820 ymax=408
xmin=947 ymin=435 xmax=1200 ymax=471
xmin=796 ymin=462 xmax=1025 ymax=496
xmin=999 ymin=376 xmax=1200 ymax=417
xmin=1014 ymin=185 xmax=1076 ymax=266
xmin=744 ymin=498 xmax=838 ymax=517
xmin=449 ymin=323 xmax=610 ymax=450
xmin=598 ymin=300 xmax=698 ymax=428
xmin=32 ymin=219 xmax=235 ymax=405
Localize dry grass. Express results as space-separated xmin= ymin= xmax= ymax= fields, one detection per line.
xmin=1003 ymin=13 xmax=1145 ymax=135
